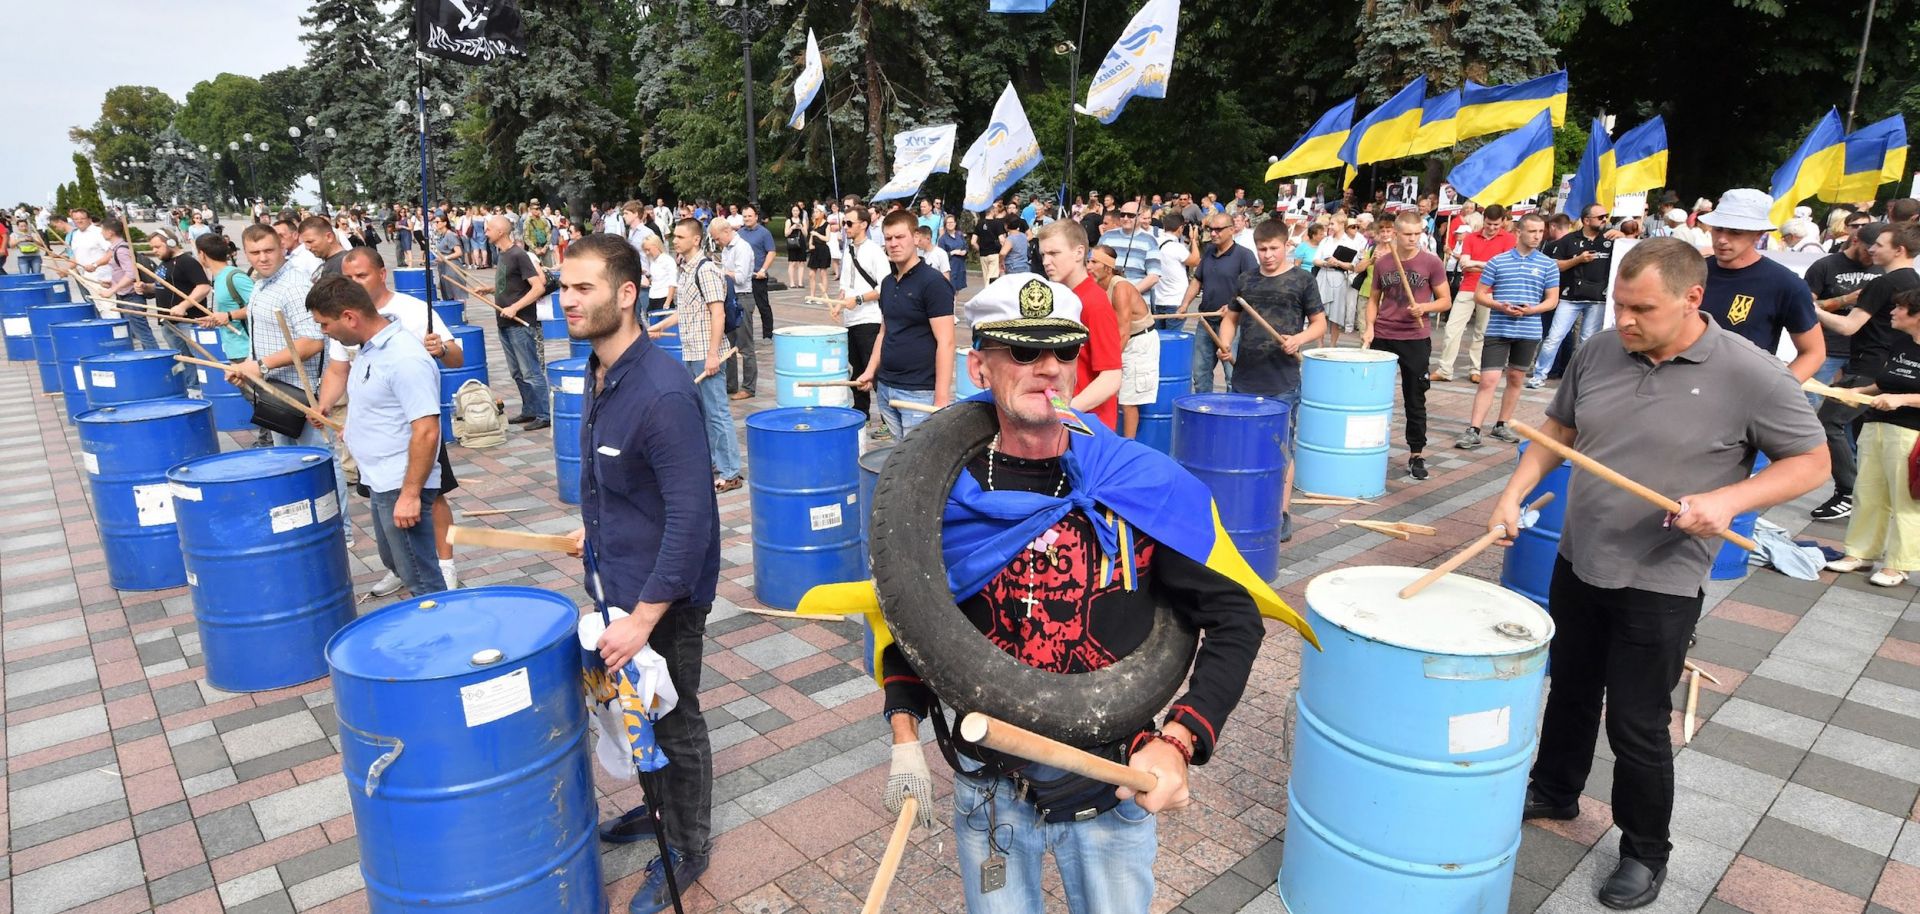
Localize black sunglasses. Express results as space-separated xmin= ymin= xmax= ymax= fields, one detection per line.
xmin=982 ymin=342 xmax=1081 ymax=364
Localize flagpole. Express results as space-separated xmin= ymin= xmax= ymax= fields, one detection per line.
xmin=415 ymin=48 xmax=435 ymax=322
xmin=823 ymin=77 xmax=842 ymax=201
xmin=1061 ymin=0 xmax=1091 ymax=207
xmin=1846 ymin=0 xmax=1878 ymax=131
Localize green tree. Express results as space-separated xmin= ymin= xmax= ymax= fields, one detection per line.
xmin=69 ymin=154 xmax=106 ymax=217
xmin=174 ymin=73 xmax=303 ymax=206
xmin=300 ymin=0 xmax=393 ymax=202
xmin=375 ymin=2 xmax=470 ymax=205
xmin=69 ymin=86 xmax=179 ymax=203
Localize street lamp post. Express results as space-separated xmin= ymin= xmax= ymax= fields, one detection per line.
xmin=289 ymin=116 xmax=339 ymax=215
xmin=713 ymin=0 xmax=789 ymax=208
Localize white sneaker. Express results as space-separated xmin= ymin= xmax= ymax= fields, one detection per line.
xmin=440 ymin=559 xmax=459 ymax=590
xmin=369 ymin=571 xmax=405 ymax=597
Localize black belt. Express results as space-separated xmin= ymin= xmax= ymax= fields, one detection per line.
xmin=1128 ymin=327 xmax=1153 ymax=340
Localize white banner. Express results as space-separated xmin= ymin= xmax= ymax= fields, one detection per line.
xmin=961 ymin=84 xmax=1042 ymax=213
xmin=872 ymin=125 xmax=957 ymax=201
xmin=1076 ymin=0 xmax=1179 ymax=125
xmin=788 ymin=29 xmax=824 ymax=129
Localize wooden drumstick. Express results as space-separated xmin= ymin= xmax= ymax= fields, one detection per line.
xmin=1398 ymin=492 xmax=1555 ymax=599
xmin=694 ymin=347 xmax=738 ymax=383
xmin=958 ymin=713 xmax=1158 ymax=793
xmin=1151 ymin=310 xmax=1228 ymax=320
xmin=1802 ymin=378 xmax=1874 ymax=407
xmin=860 ymin=797 xmax=918 ymax=914
xmin=888 ymin=399 xmax=939 ymax=414
xmin=797 ymin=380 xmax=863 ymax=388
xmin=445 ymin=525 xmax=580 ymax=555
xmin=132 ymin=260 xmax=215 ymax=316
xmin=171 ymin=354 xmax=344 ymax=431
xmin=1508 ymin=421 xmax=1759 ymax=552
xmin=274 ymin=308 xmax=331 ymax=442
xmin=1683 ymin=669 xmax=1701 ymax=744
xmin=1232 ymin=297 xmax=1292 ymax=343
xmin=438 ymin=273 xmax=531 ymax=327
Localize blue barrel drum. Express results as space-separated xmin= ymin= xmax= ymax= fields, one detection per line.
xmin=1136 ymin=329 xmax=1194 ymax=454
xmin=391 ymin=267 xmax=429 ymax=300
xmin=51 ymin=318 xmax=133 ymax=420
xmin=538 ymin=291 xmax=567 ymax=339
xmin=746 ymin=407 xmax=867 ymax=609
xmin=168 ymin=448 xmax=353 ymax=691
xmin=1297 ymin=348 xmax=1398 ymax=499
xmin=2 ymin=279 xmax=69 ymax=361
xmin=1499 ymin=441 xmax=1571 ymax=609
xmin=774 ymin=325 xmax=852 ymax=407
xmin=449 ymin=324 xmax=488 ymax=383
xmin=648 ymin=309 xmax=682 ymax=363
xmin=81 ymin=350 xmax=188 ymax=408
xmin=432 ymin=299 xmax=466 ymax=330
xmin=1712 ymin=452 xmax=1770 ymax=580
xmin=953 ymin=348 xmax=985 ymax=399
xmin=569 ymin=338 xmax=591 ymax=360
xmin=28 ymin=301 xmax=96 ymax=393
xmin=326 ymin=587 xmax=605 ymax=914
xmin=1173 ymin=393 xmax=1290 ymax=581
xmin=549 ymin=357 xmax=588 ymax=505
xmin=188 ymin=327 xmax=253 ymax=431
xmin=1281 ymin=565 xmax=1554 ymax=913
xmin=76 ymin=400 xmax=220 ymax=591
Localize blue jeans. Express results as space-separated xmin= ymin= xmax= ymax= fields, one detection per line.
xmin=952 ymin=767 xmax=1156 ymax=914
xmin=370 ymin=486 xmax=446 ymax=596
xmin=161 ymin=321 xmax=201 ymax=389
xmin=17 ymin=255 xmax=41 ymax=275
xmin=876 ymin=382 xmax=934 ymax=439
xmin=123 ymin=312 xmax=160 ymax=351
xmin=685 ymin=360 xmax=742 ymax=480
xmin=1191 ymin=317 xmax=1234 ymax=394
xmin=1529 ymin=300 xmax=1603 ymax=384
xmin=499 ymin=322 xmax=550 ymax=419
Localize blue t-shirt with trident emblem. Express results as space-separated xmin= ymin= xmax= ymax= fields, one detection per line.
xmin=1699 ymin=255 xmax=1818 ymax=355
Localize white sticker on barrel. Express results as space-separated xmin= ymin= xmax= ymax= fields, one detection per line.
xmin=822 ymin=358 xmax=841 ymax=373
xmin=269 ymin=499 xmax=314 ymax=534
xmin=73 ymin=365 xmax=87 ymax=390
xmin=1344 ymin=414 xmax=1389 ymax=449
xmin=460 ymin=666 xmax=533 ymax=727
xmin=794 ymin=351 xmax=819 ymax=368
xmin=112 ymin=324 xmax=129 ymax=339
xmin=819 ymin=387 xmax=851 ymax=408
xmin=539 ymin=297 xmax=561 ymax=320
xmin=1447 ymin=707 xmax=1511 ymax=755
xmin=83 ymin=451 xmax=99 ymax=474
xmin=560 ymin=375 xmax=584 ymax=395
xmin=2 ymin=317 xmax=28 ymax=336
xmin=197 ymin=368 xmax=209 ymax=384
xmin=170 ymin=482 xmax=201 ymax=501
xmin=313 ymin=494 xmax=339 ymax=523
xmin=197 ymin=329 xmax=220 ymax=344
xmin=809 ymin=502 xmax=843 ymax=531
xmin=132 ymin=483 xmax=176 ymax=527
xmin=185 ymin=570 xmax=198 ymax=587
xmin=90 ymin=370 xmax=117 ymax=388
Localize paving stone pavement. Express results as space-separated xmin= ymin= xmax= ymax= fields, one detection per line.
xmin=6 ymin=275 xmax=1920 ymax=914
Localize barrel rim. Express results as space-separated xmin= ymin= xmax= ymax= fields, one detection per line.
xmin=1171 ymin=391 xmax=1293 ymax=417
xmin=773 ymin=325 xmax=850 ymax=338
xmin=548 ymin=357 xmax=590 ymax=372
xmin=80 ymin=349 xmax=181 ymax=364
xmin=1302 ymin=348 xmax=1398 ymax=364
xmin=167 ymin=445 xmax=334 ymax=484
xmin=324 ymin=585 xmax=579 ymax=682
xmin=1305 ymin=565 xmax=1555 ymax=656
xmin=74 ymin=397 xmax=212 ymax=425
xmin=744 ymin=405 xmax=867 ymax=433
xmin=49 ymin=318 xmax=130 ymax=332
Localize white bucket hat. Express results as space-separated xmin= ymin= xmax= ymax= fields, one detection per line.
xmin=1697 ymin=188 xmax=1777 ymax=232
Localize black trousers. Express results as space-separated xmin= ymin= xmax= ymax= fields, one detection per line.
xmin=1817 ymin=372 xmax=1869 ymax=497
xmin=752 ymin=276 xmax=773 ymax=339
xmin=1367 ymin=336 xmax=1431 ymax=454
xmin=1530 ymin=556 xmax=1699 ymax=865
xmin=632 ymin=604 xmax=714 ymax=858
xmin=847 ymin=322 xmax=880 ymax=416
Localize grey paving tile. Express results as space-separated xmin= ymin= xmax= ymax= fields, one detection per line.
xmin=1849 ymin=677 xmax=1920 ymax=720
xmin=1517 ymin=825 xmax=1590 ymax=887
xmin=1183 ymin=872 xmax=1265 ymax=914
xmin=1669 ymin=784 xmax=1763 ymax=852
xmin=735 ymin=768 xmax=831 ymax=818
xmin=1733 ymin=674 xmax=1844 ymax=722
xmin=132 ymin=800 xmax=193 ymax=836
xmin=218 ymin=866 xmax=285 ymax=908
xmin=172 ymin=736 xmax=232 ymax=778
xmin=748 ymin=737 xmax=839 ymax=784
xmin=1768 ymin=782 xmax=1905 ymax=856
xmin=4 ymin=704 xmax=108 ymax=755
xmin=708 ymin=720 xmax=757 ymax=753
xmin=11 ymin=840 xmax=144 ymax=914
xmin=733 ymin=631 xmax=818 ymax=671
xmin=1752 ymin=655 xmax=1859 ymax=697
xmin=197 ymin=804 xmax=265 ymax=858
xmin=1741 ymin=816 xmax=1888 ymax=899
xmin=1696 ymin=616 xmax=1786 ymax=652
xmin=1705 ymin=697 xmax=1825 ymax=750
xmin=1672 ymin=750 xmax=1786 ymax=812
xmin=1792 ymin=753 xmax=1920 ymax=817
xmin=743 ymin=707 xmax=794 ymax=734
xmin=8 ymin=746 xmax=117 ymax=791
xmin=250 ymin=773 xmax=351 ymax=841
xmin=1831 ymin=701 xmax=1920 ymax=751
xmin=221 ymin=712 xmax=327 ymax=766
xmin=1 ymin=616 xmax=85 ymax=651
xmin=1686 ymin=724 xmax=1807 ymax=782
xmin=8 ymin=798 xmax=130 ymax=851
xmin=1509 ymin=876 xmax=1553 ymax=914
xmin=232 ymin=739 xmax=338 ymax=783
xmin=150 ymin=863 xmax=215 ymax=904
xmin=9 ymin=767 xmax=125 ymax=829
xmin=286 ymin=863 xmax=363 ymax=911
xmin=713 ymin=766 xmax=771 ymax=806
xmin=6 ymin=679 xmax=102 ymax=714
xmin=275 ymin=839 xmax=359 ymax=888
xmin=1866 ymin=656 xmax=1920 ymax=692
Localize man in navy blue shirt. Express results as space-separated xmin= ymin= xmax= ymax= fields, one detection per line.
xmin=856 ymin=210 xmax=955 ymax=437
xmin=561 ymin=233 xmax=720 ymax=914
xmin=1697 ymin=188 xmax=1824 ymax=380
xmin=739 ymin=205 xmax=778 ymax=340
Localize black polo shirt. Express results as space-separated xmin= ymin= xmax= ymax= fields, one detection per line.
xmin=877 ymin=260 xmax=955 ymax=390
xmin=1544 ymin=230 xmax=1615 ymax=302
xmin=581 ymin=332 xmax=721 ymax=610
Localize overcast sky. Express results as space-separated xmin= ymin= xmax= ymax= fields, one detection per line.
xmin=0 ymin=1 xmax=309 ymax=207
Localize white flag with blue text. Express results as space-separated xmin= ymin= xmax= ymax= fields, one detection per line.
xmin=1075 ymin=0 xmax=1179 ymax=125
xmin=788 ymin=29 xmax=824 ymax=129
xmin=961 ymin=84 xmax=1042 ymax=212
xmin=872 ymin=125 xmax=958 ymax=201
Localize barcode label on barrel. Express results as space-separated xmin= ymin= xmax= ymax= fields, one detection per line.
xmin=2 ymin=317 xmax=28 ymax=336
xmin=1448 ymin=707 xmax=1511 ymax=754
xmin=560 ymin=375 xmax=585 ymax=395
xmin=1344 ymin=414 xmax=1389 ymax=449
xmin=112 ymin=325 xmax=129 ymax=339
xmin=313 ymin=495 xmax=339 ymax=523
xmin=794 ymin=352 xmax=819 ymax=368
xmin=83 ymin=452 xmax=99 ymax=474
xmin=197 ymin=369 xmax=209 ymax=384
xmin=269 ymin=499 xmax=314 ymax=534
xmin=90 ymin=370 xmax=116 ymax=388
xmin=460 ymin=667 xmax=533 ymax=727
xmin=132 ymin=484 xmax=176 ymax=527
xmin=809 ymin=503 xmax=844 ymax=531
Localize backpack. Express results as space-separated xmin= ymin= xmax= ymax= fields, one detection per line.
xmin=452 ymin=378 xmax=507 ymax=448
xmin=722 ymin=274 xmax=744 ymax=334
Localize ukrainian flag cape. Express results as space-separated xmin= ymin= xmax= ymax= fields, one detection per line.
xmin=799 ymin=393 xmax=1318 ymax=683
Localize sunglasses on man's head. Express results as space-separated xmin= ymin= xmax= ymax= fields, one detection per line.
xmin=983 ymin=342 xmax=1081 ymax=363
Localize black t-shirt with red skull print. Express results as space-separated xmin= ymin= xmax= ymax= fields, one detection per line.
xmin=881 ymin=448 xmax=1264 ymax=765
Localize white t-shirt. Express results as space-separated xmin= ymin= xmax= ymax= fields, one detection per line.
xmin=1155 ymin=237 xmax=1190 ymax=308
xmin=839 ymin=240 xmax=887 ymax=326
xmin=325 ymin=294 xmax=456 ymax=362
xmin=68 ymin=225 xmax=111 ymax=283
xmin=653 ymin=206 xmax=672 ymax=231
xmin=920 ymin=246 xmax=951 ymax=278
xmin=648 ymin=253 xmax=677 ymax=303
xmin=1233 ymin=229 xmax=1255 ymax=253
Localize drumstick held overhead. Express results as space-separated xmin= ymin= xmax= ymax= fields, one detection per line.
xmin=1509 ymin=422 xmax=1758 ymax=551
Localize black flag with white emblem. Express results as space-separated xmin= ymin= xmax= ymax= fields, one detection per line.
xmin=415 ymin=0 xmax=528 ymax=65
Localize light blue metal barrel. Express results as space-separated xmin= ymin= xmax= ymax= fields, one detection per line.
xmin=325 ymin=587 xmax=605 ymax=914
xmin=1297 ymin=348 xmax=1398 ymax=499
xmin=1281 ymin=566 xmax=1554 ymax=914
xmin=29 ymin=301 xmax=96 ymax=393
xmin=1137 ymin=329 xmax=1193 ymax=454
xmin=187 ymin=327 xmax=252 ymax=431
xmin=439 ymin=363 xmax=489 ymax=443
xmin=538 ymin=291 xmax=567 ymax=338
xmin=75 ymin=400 xmax=219 ymax=591
xmin=82 ymin=350 xmax=188 ymax=408
xmin=168 ymin=448 xmax=352 ymax=691
xmin=1499 ymin=441 xmax=1570 ymax=609
xmin=954 ymin=347 xmax=985 ymax=399
xmin=548 ymin=358 xmax=587 ymax=505
xmin=450 ymin=324 xmax=488 ymax=383
xmin=2 ymin=279 xmax=69 ymax=361
xmin=52 ymin=318 xmax=133 ymax=420
xmin=432 ymin=299 xmax=466 ymax=330
xmin=648 ymin=309 xmax=682 ymax=363
xmin=747 ymin=407 xmax=867 ymax=609
xmin=1172 ymin=393 xmax=1290 ymax=581
xmin=774 ymin=325 xmax=852 ymax=407
xmin=391 ymin=267 xmax=429 ymax=299
xmin=1712 ymin=452 xmax=1770 ymax=580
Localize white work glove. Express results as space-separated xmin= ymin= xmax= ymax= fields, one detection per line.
xmin=885 ymin=742 xmax=936 ymax=829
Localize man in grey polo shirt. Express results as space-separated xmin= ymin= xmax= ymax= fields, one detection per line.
xmin=1491 ymin=237 xmax=1827 ymax=911
xmin=306 ymin=275 xmax=447 ymax=597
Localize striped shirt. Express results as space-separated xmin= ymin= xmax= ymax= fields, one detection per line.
xmin=1098 ymin=228 xmax=1161 ymax=300
xmin=247 ymin=262 xmax=323 ymax=387
xmin=1479 ymin=248 xmax=1559 ymax=339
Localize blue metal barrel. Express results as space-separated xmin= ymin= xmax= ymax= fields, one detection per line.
xmin=391 ymin=268 xmax=429 ymax=299
xmin=569 ymin=338 xmax=591 ymax=360
xmin=1499 ymin=441 xmax=1571 ymax=608
xmin=548 ymin=357 xmax=587 ymax=505
xmin=953 ymin=348 xmax=985 ymax=399
xmin=82 ymin=350 xmax=188 ymax=408
xmin=1137 ymin=329 xmax=1193 ymax=454
xmin=52 ymin=319 xmax=134 ymax=420
xmin=0 ymin=273 xmax=52 ymax=289
xmin=1172 ymin=393 xmax=1290 ymax=581
xmin=774 ymin=325 xmax=852 ymax=407
xmin=450 ymin=324 xmax=488 ymax=383
xmin=1712 ymin=452 xmax=1770 ymax=580
xmin=1280 ymin=566 xmax=1554 ymax=913
xmin=1297 ymin=348 xmax=1399 ymax=499
xmin=75 ymin=400 xmax=219 ymax=591
xmin=187 ymin=327 xmax=253 ymax=431
xmin=432 ymin=299 xmax=466 ymax=329
xmin=648 ymin=309 xmax=682 ymax=363
xmin=538 ymin=291 xmax=567 ymax=339
xmin=325 ymin=587 xmax=605 ymax=914
xmin=2 ymin=279 xmax=69 ymax=361
xmin=168 ymin=448 xmax=353 ymax=691
xmin=29 ymin=301 xmax=96 ymax=393
xmin=439 ymin=363 xmax=489 ymax=443
xmin=747 ymin=407 xmax=867 ymax=609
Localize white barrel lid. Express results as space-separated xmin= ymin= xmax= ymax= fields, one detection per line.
xmin=1306 ymin=565 xmax=1553 ymax=656
xmin=776 ymin=325 xmax=846 ymax=338
xmin=1303 ymin=348 xmax=1397 ymax=364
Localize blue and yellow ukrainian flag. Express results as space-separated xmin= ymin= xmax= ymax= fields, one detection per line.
xmin=1820 ymin=115 xmax=1908 ymax=204
xmin=1771 ymin=108 xmax=1847 ymax=230
xmin=1446 ymin=109 xmax=1557 ymax=207
xmin=1603 ymin=116 xmax=1667 ymax=198
xmin=1565 ymin=118 xmax=1613 ymax=217
xmin=1338 ymin=76 xmax=1428 ymax=169
xmin=1456 ymin=71 xmax=1568 ymax=142
xmin=1265 ymin=97 xmax=1355 ymax=181
xmin=1407 ymin=89 xmax=1461 ymax=156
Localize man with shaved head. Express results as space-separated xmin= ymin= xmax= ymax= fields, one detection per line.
xmin=486 ymin=214 xmax=551 ymax=429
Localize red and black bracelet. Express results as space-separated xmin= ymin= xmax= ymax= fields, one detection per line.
xmin=1129 ymin=730 xmax=1193 ymax=767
